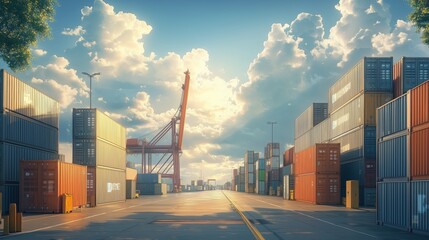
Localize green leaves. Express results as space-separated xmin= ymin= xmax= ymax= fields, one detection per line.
xmin=0 ymin=0 xmax=56 ymax=71
xmin=409 ymin=0 xmax=429 ymax=46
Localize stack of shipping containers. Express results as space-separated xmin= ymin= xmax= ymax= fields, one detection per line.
xmin=266 ymin=143 xmax=280 ymax=195
xmin=245 ymin=151 xmax=258 ymax=193
xmin=0 ymin=69 xmax=60 ymax=213
xmin=393 ymin=57 xmax=429 ymax=98
xmin=328 ymin=57 xmax=393 ymax=206
xmin=73 ymin=108 xmax=126 ymax=206
xmin=255 ymin=158 xmax=267 ymax=195
xmin=294 ymin=143 xmax=340 ymax=205
xmin=20 ymin=160 xmax=87 ymax=213
xmin=232 ymin=169 xmax=238 ymax=191
xmin=136 ymin=173 xmax=166 ymax=195
xmin=377 ymin=79 xmax=429 ymax=234
xmin=238 ymin=166 xmax=245 ymax=192
xmin=282 ymin=147 xmax=295 ymax=200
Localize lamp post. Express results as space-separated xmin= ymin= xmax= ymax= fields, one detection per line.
xmin=82 ymin=72 xmax=100 ymax=109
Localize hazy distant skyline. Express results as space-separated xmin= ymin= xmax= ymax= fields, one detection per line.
xmin=2 ymin=0 xmax=428 ymax=185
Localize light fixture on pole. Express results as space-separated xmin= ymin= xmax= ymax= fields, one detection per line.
xmin=82 ymin=72 xmax=100 ymax=109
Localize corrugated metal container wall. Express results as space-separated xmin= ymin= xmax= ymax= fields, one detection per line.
xmin=394 ymin=57 xmax=429 ymax=97
xmin=96 ymin=110 xmax=126 ymax=149
xmin=410 ymin=80 xmax=429 ymax=128
xmin=316 ymin=174 xmax=340 ymax=205
xmin=87 ymin=166 xmax=96 ymax=207
xmin=0 ymin=142 xmax=59 ymax=183
xmin=1 ymin=112 xmax=58 ymax=152
xmin=331 ymin=127 xmax=363 ymax=162
xmin=126 ymin=180 xmax=136 ymax=199
xmin=377 ymin=181 xmax=410 ymax=230
xmin=73 ymin=139 xmax=96 ymax=166
xmin=295 ymin=144 xmax=340 ymax=175
xmin=377 ymin=135 xmax=409 ymax=180
xmin=328 ymin=57 xmax=393 ymax=113
xmin=411 ymin=180 xmax=429 ymax=233
xmin=283 ymin=147 xmax=294 ymax=166
xmin=411 ymin=128 xmax=429 ymax=180
xmin=295 ymin=130 xmax=312 ymax=153
xmin=295 ymin=103 xmax=328 ymax=138
xmin=1 ymin=184 xmax=18 ymax=214
xmin=20 ymin=160 xmax=87 ymax=213
xmin=377 ymin=93 xmax=408 ymax=139
xmin=96 ymin=139 xmax=126 ymax=170
xmin=137 ymin=173 xmax=161 ymax=184
xmin=340 ymin=159 xmax=364 ymax=196
xmin=364 ymin=93 xmax=393 ymax=126
xmin=295 ymin=174 xmax=316 ymax=203
xmin=95 ymin=167 xmax=125 ymax=205
xmin=1 ymin=69 xmax=59 ymax=128
xmin=126 ymin=168 xmax=137 ymax=181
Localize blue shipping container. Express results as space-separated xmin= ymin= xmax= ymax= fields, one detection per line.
xmin=377 ymin=94 xmax=408 ymax=139
xmin=411 ymin=180 xmax=429 ymax=233
xmin=1 ymin=184 xmax=19 ymax=214
xmin=377 ymin=135 xmax=408 ymax=180
xmin=137 ymin=173 xmax=161 ymax=184
xmin=364 ymin=126 xmax=376 ymax=160
xmin=377 ymin=181 xmax=410 ymax=230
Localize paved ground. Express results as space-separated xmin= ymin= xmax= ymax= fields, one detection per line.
xmin=0 ymin=190 xmax=426 ymax=240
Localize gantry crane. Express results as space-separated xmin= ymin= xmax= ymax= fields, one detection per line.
xmin=127 ymin=70 xmax=190 ymax=191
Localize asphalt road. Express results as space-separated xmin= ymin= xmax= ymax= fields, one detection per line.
xmin=0 ymin=190 xmax=426 ymax=240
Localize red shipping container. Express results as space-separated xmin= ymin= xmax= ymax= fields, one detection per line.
xmin=20 ymin=160 xmax=87 ymax=213
xmin=411 ymin=80 xmax=429 ymax=128
xmin=87 ymin=166 xmax=96 ymax=207
xmin=364 ymin=159 xmax=376 ymax=188
xmin=294 ymin=143 xmax=340 ymax=175
xmin=283 ymin=147 xmax=294 ymax=166
xmin=295 ymin=173 xmax=340 ymax=205
xmin=411 ymin=127 xmax=429 ymax=180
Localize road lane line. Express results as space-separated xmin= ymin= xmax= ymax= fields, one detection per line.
xmin=249 ymin=197 xmax=377 ymax=239
xmin=222 ymin=191 xmax=265 ymax=240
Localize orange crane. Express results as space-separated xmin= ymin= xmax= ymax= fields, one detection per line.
xmin=127 ymin=70 xmax=190 ymax=191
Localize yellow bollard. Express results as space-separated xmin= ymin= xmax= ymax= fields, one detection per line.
xmin=3 ymin=216 xmax=9 ymax=235
xmin=16 ymin=212 xmax=22 ymax=232
xmin=9 ymin=203 xmax=16 ymax=233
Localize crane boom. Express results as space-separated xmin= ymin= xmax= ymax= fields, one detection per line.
xmin=178 ymin=70 xmax=190 ymax=150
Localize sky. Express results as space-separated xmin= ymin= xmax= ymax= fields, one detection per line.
xmin=2 ymin=0 xmax=428 ymax=185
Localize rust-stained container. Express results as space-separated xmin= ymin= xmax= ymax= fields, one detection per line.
xmin=410 ymin=80 xmax=429 ymax=128
xmin=393 ymin=57 xmax=429 ymax=98
xmin=411 ymin=127 xmax=429 ymax=180
xmin=283 ymin=147 xmax=294 ymax=166
xmin=20 ymin=160 xmax=87 ymax=213
xmin=294 ymin=143 xmax=340 ymax=175
xmin=295 ymin=173 xmax=340 ymax=205
xmin=0 ymin=69 xmax=59 ymax=128
xmin=328 ymin=57 xmax=393 ymax=114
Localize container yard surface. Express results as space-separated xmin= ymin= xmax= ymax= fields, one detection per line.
xmin=1 ymin=190 xmax=426 ymax=240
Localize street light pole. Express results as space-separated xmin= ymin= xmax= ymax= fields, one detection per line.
xmin=82 ymin=72 xmax=100 ymax=109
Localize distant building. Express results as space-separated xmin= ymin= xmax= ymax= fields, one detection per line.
xmin=0 ymin=69 xmax=60 ymax=213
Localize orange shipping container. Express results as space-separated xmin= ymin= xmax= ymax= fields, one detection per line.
xmin=20 ymin=160 xmax=87 ymax=213
xmin=411 ymin=127 xmax=429 ymax=180
xmin=295 ymin=173 xmax=340 ymax=205
xmin=411 ymin=80 xmax=429 ymax=128
xmin=294 ymin=143 xmax=340 ymax=175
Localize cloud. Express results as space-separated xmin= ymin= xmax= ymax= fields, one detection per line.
xmin=32 ymin=48 xmax=47 ymax=56
xmin=62 ymin=26 xmax=86 ymax=36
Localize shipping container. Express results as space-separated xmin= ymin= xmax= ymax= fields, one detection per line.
xmin=136 ymin=183 xmax=167 ymax=195
xmin=295 ymin=173 xmax=340 ymax=205
xmin=328 ymin=57 xmax=393 ymax=114
xmin=0 ymin=141 xmax=59 ymax=183
xmin=281 ymin=164 xmax=293 ymax=178
xmin=126 ymin=180 xmax=136 ymax=199
xmin=244 ymin=151 xmax=256 ymax=193
xmin=0 ymin=69 xmax=59 ymax=128
xmin=411 ymin=180 xmax=429 ymax=233
xmin=87 ymin=166 xmax=96 ymax=207
xmin=295 ymin=103 xmax=328 ymax=138
xmin=95 ymin=167 xmax=125 ymax=205
xmin=410 ymin=80 xmax=429 ymax=129
xmin=137 ymin=173 xmax=161 ymax=184
xmin=393 ymin=57 xmax=429 ymax=98
xmin=330 ymin=126 xmax=377 ymax=162
xmin=377 ymin=135 xmax=409 ymax=180
xmin=1 ymin=111 xmax=58 ymax=152
xmin=295 ymin=130 xmax=312 ymax=153
xmin=377 ymin=93 xmax=409 ymax=139
xmin=294 ymin=143 xmax=340 ymax=175
xmin=377 ymin=181 xmax=410 ymax=231
xmin=411 ymin=127 xmax=429 ymax=180
xmin=73 ymin=138 xmax=125 ymax=169
xmin=73 ymin=109 xmax=126 ymax=149
xmin=283 ymin=147 xmax=294 ymax=166
xmin=340 ymin=158 xmax=364 ymax=199
xmin=1 ymin=184 xmax=18 ymax=214
xmin=312 ymin=118 xmax=331 ymax=146
xmin=330 ymin=93 xmax=392 ymax=139
xmin=20 ymin=160 xmax=87 ymax=213
xmin=126 ymin=168 xmax=137 ymax=181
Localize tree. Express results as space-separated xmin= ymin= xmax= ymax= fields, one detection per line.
xmin=0 ymin=0 xmax=56 ymax=71
xmin=409 ymin=0 xmax=429 ymax=45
